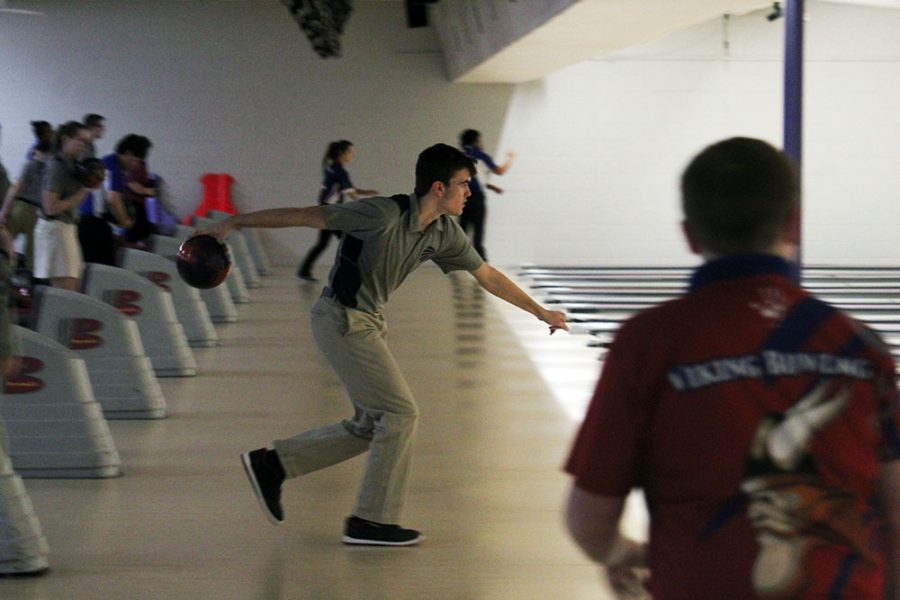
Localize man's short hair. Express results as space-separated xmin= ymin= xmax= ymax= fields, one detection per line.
xmin=414 ymin=143 xmax=475 ymax=197
xmin=459 ymin=129 xmax=480 ymax=147
xmin=115 ymin=134 xmax=152 ymax=160
xmin=681 ymin=137 xmax=798 ymax=255
xmin=55 ymin=121 xmax=88 ymax=152
xmin=83 ymin=113 xmax=105 ymax=128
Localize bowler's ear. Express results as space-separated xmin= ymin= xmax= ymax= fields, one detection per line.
xmin=783 ymin=205 xmax=800 ymax=241
xmin=779 ymin=205 xmax=802 ymax=262
xmin=430 ymin=180 xmax=446 ymax=196
xmin=681 ymin=220 xmax=702 ymax=255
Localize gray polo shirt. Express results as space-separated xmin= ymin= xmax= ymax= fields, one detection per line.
xmin=322 ymin=194 xmax=483 ymax=314
xmin=16 ymin=158 xmax=46 ymax=206
xmin=42 ymin=154 xmax=82 ymax=224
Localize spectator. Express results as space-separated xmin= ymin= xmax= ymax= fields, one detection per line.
xmin=82 ymin=113 xmax=105 ymax=159
xmin=78 ymin=134 xmax=139 ymax=265
xmin=34 ymin=121 xmax=97 ymax=291
xmin=121 ymin=135 xmax=156 ymax=245
xmin=564 ymin=137 xmax=900 ymax=599
xmin=0 ymin=121 xmax=54 ymax=273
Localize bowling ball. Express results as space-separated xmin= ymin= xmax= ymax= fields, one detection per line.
xmin=75 ymin=158 xmax=105 ymax=189
xmin=176 ymin=235 xmax=232 ymax=289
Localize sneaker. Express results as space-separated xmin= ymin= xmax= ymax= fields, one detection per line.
xmin=342 ymin=516 xmax=423 ymax=546
xmin=241 ymin=448 xmax=284 ymax=525
xmin=0 ymin=567 xmax=49 ymax=578
xmin=296 ymin=270 xmax=318 ymax=283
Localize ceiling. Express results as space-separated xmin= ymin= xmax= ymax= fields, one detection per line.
xmin=372 ymin=0 xmax=900 ymax=83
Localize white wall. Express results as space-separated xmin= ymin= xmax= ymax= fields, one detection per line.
xmin=0 ymin=0 xmax=514 ymax=265
xmin=489 ymin=1 xmax=900 ymax=266
xmin=1 ymin=1 xmax=898 ymax=268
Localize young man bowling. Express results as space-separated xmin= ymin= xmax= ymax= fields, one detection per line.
xmin=200 ymin=143 xmax=568 ymax=546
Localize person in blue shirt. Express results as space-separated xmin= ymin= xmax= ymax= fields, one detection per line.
xmin=297 ymin=140 xmax=377 ymax=282
xmin=458 ymin=129 xmax=515 ymax=261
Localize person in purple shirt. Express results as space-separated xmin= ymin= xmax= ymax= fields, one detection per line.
xmin=458 ymin=129 xmax=515 ymax=261
xmin=297 ymin=140 xmax=377 ymax=282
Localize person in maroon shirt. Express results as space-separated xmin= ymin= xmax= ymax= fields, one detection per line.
xmin=564 ymin=137 xmax=900 ymax=599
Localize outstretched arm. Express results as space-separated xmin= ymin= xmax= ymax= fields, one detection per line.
xmin=490 ymin=150 xmax=516 ymax=175
xmin=347 ymin=188 xmax=378 ymax=200
xmin=198 ymin=206 xmax=328 ymax=242
xmin=470 ymin=262 xmax=568 ymax=334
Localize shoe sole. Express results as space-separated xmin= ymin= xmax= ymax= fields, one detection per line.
xmin=341 ymin=534 xmax=424 ymax=547
xmin=0 ymin=567 xmax=49 ymax=578
xmin=240 ymin=452 xmax=282 ymax=526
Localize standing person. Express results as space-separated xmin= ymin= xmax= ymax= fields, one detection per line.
xmin=77 ymin=134 xmax=138 ymax=265
xmin=77 ymin=114 xmax=106 ymax=227
xmin=0 ymin=121 xmax=54 ymax=273
xmin=564 ymin=137 xmax=900 ymax=599
xmin=81 ymin=113 xmax=105 ymax=159
xmin=121 ymin=135 xmax=156 ymax=246
xmin=458 ymin=129 xmax=515 ymax=261
xmin=34 ymin=121 xmax=96 ymax=291
xmin=296 ymin=140 xmax=377 ymax=282
xmin=199 ymin=143 xmax=568 ymax=545
xmin=25 ymin=121 xmax=53 ymax=161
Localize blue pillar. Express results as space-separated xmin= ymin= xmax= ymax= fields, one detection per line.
xmin=784 ymin=0 xmax=804 ymax=271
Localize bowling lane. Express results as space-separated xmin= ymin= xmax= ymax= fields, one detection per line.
xmin=0 ymin=266 xmax=608 ymax=600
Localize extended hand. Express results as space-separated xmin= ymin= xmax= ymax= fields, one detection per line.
xmin=193 ymin=217 xmax=236 ymax=243
xmin=541 ymin=309 xmax=569 ymax=335
xmin=605 ymin=539 xmax=649 ymax=599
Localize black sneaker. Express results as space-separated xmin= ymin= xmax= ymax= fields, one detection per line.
xmin=342 ymin=516 xmax=423 ymax=546
xmin=241 ymin=448 xmax=284 ymax=525
xmin=0 ymin=565 xmax=49 ymax=578
xmin=296 ymin=270 xmax=318 ymax=283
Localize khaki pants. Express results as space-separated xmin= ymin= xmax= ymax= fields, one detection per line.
xmin=273 ymin=295 xmax=419 ymax=524
xmin=6 ymin=201 xmax=38 ymax=271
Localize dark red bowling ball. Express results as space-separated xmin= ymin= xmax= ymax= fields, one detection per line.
xmin=176 ymin=235 xmax=232 ymax=289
